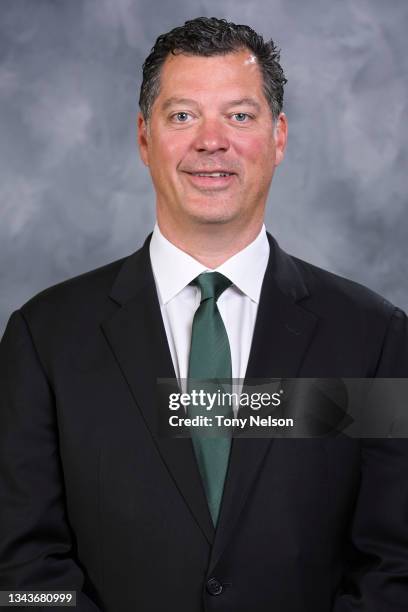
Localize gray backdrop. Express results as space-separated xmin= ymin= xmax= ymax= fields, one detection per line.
xmin=1 ymin=0 xmax=407 ymax=336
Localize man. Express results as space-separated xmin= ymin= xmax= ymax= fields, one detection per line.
xmin=0 ymin=16 xmax=407 ymax=612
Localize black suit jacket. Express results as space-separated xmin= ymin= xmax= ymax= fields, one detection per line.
xmin=1 ymin=232 xmax=408 ymax=611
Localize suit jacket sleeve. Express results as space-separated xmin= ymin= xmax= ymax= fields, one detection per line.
xmin=0 ymin=310 xmax=101 ymax=612
xmin=333 ymin=307 xmax=408 ymax=611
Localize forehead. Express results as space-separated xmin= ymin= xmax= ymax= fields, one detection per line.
xmin=156 ymin=49 xmax=266 ymax=102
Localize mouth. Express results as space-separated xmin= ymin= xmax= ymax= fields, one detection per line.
xmin=182 ymin=170 xmax=236 ymax=189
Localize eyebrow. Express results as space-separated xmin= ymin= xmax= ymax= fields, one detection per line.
xmin=161 ymin=96 xmax=262 ymax=112
xmin=161 ymin=97 xmax=198 ymax=111
xmin=225 ymin=98 xmax=261 ymax=112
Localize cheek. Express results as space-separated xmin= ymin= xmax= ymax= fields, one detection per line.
xmin=148 ymin=135 xmax=189 ymax=194
xmin=234 ymin=134 xmax=276 ymax=166
xmin=151 ymin=132 xmax=189 ymax=167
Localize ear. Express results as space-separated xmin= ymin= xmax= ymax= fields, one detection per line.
xmin=273 ymin=112 xmax=288 ymax=167
xmin=137 ymin=112 xmax=149 ymax=166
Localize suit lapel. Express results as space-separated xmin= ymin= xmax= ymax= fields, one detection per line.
xmin=208 ymin=233 xmax=319 ymax=572
xmin=101 ymin=235 xmax=215 ymax=545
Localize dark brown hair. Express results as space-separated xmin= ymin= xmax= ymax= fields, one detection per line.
xmin=139 ymin=17 xmax=287 ymax=122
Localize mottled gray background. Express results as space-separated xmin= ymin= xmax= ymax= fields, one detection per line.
xmin=1 ymin=0 xmax=407 ymax=335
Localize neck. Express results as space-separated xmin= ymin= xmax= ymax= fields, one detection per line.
xmin=156 ymin=217 xmax=264 ymax=268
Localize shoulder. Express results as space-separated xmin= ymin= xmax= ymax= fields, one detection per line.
xmin=293 ymin=254 xmax=396 ymax=317
xmin=16 ymin=254 xmax=135 ymax=356
xmin=292 ymin=254 xmax=407 ymax=364
xmin=20 ymin=256 xmax=127 ymax=321
xmin=268 ymin=232 xmax=402 ymax=325
xmin=283 ymin=252 xmax=407 ymax=375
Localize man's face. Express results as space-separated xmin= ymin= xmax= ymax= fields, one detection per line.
xmin=138 ymin=49 xmax=287 ymax=230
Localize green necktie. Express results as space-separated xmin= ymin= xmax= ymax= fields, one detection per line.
xmin=188 ymin=272 xmax=233 ymax=526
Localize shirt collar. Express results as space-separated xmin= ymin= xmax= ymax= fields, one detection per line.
xmin=149 ymin=222 xmax=269 ymax=305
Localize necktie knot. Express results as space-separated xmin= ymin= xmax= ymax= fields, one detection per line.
xmin=193 ymin=272 xmax=232 ymax=303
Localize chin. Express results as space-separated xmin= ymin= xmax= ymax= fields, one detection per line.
xmin=185 ymin=202 xmax=240 ymax=226
xmin=189 ymin=211 xmax=238 ymax=226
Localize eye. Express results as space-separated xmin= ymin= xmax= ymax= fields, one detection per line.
xmin=171 ymin=112 xmax=192 ymax=122
xmin=232 ymin=112 xmax=252 ymax=122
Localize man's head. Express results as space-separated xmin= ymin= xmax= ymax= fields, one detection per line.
xmin=137 ymin=17 xmax=288 ymax=240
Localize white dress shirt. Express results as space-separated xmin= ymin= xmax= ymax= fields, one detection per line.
xmin=149 ymin=222 xmax=270 ymax=399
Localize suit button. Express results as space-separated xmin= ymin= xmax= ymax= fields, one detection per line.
xmin=206 ymin=577 xmax=223 ymax=595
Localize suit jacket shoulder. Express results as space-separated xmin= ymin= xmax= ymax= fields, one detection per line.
xmin=292 ymin=253 xmax=396 ymax=315
xmin=265 ymin=235 xmax=407 ymax=377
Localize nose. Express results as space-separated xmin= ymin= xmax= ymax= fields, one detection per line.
xmin=193 ymin=118 xmax=230 ymax=153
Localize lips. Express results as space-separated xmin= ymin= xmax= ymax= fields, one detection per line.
xmin=182 ymin=170 xmax=236 ymax=190
xmin=189 ymin=171 xmax=233 ymax=177
xmin=184 ymin=169 xmax=236 ymax=177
